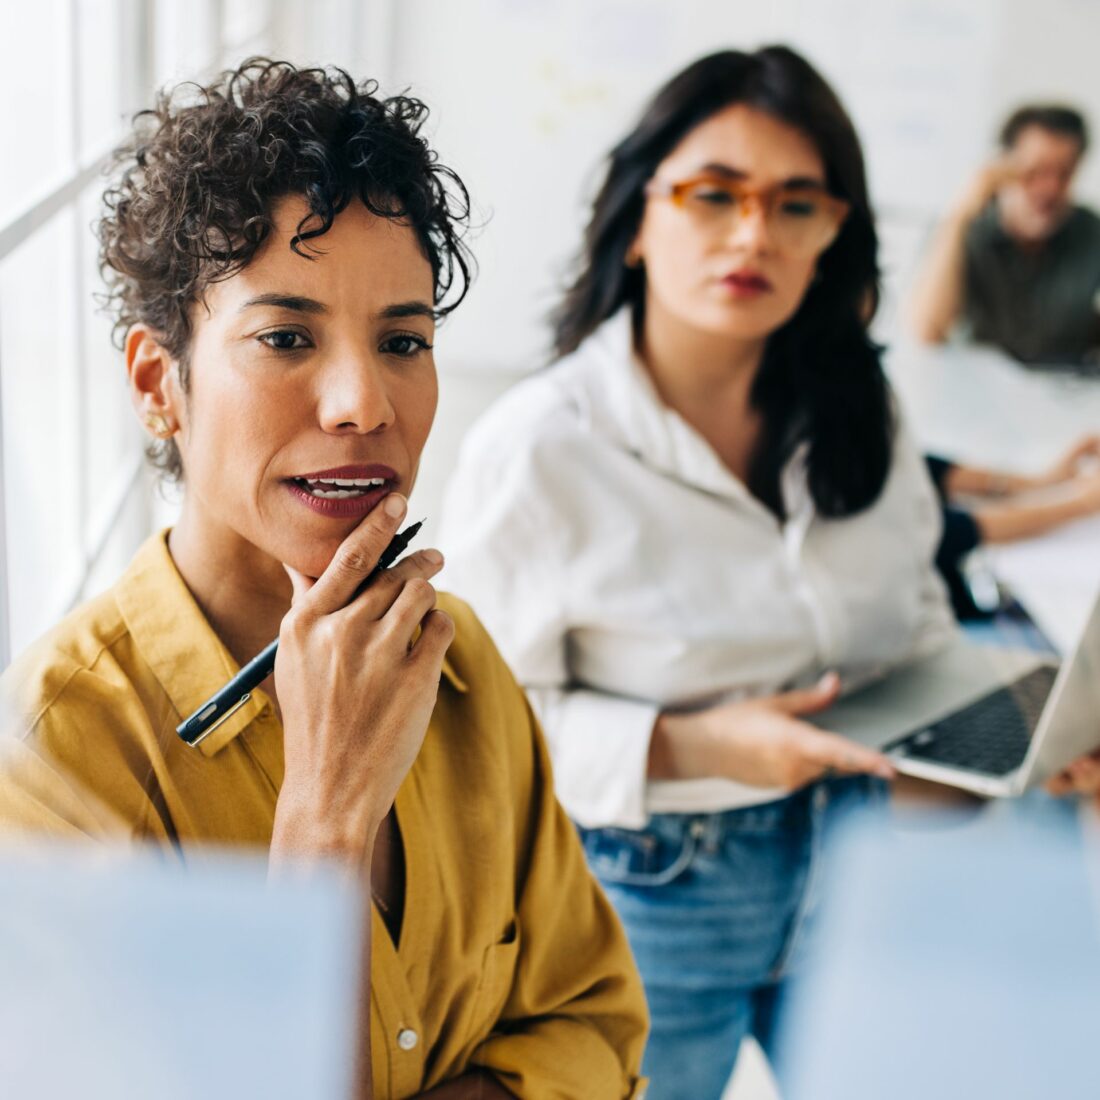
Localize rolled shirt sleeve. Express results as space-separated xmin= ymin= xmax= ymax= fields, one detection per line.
xmin=526 ymin=686 xmax=657 ymax=830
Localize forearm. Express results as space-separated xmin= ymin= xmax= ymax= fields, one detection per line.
xmin=354 ymin=907 xmax=376 ymax=1100
xmin=973 ymin=494 xmax=1090 ymax=543
xmin=943 ymin=463 xmax=1036 ymax=498
xmin=908 ymin=213 xmax=971 ymax=344
xmin=269 ymin=769 xmax=388 ymax=869
xmin=647 ymin=710 xmax=720 ymax=780
xmin=269 ymin=789 xmax=383 ymax=1100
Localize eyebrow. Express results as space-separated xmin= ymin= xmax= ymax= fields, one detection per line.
xmin=697 ymin=162 xmax=828 ymax=189
xmin=379 ymin=300 xmax=436 ymax=321
xmin=238 ymin=295 xmax=436 ymax=320
xmin=239 ymin=293 xmax=327 ymax=314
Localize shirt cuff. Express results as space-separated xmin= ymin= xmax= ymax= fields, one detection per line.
xmin=527 ymin=686 xmax=658 ymax=830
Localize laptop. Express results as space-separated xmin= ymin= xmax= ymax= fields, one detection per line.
xmin=0 ymin=846 xmax=362 ymax=1099
xmin=812 ymin=590 xmax=1100 ymax=797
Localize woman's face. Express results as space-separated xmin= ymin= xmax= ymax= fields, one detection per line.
xmin=164 ymin=196 xmax=437 ymax=578
xmin=632 ymin=104 xmax=831 ymax=344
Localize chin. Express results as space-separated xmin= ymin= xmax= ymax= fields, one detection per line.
xmin=297 ymin=545 xmax=345 ymax=582
xmin=700 ymin=305 xmax=798 ymax=343
xmin=269 ymin=533 xmax=344 ymax=583
xmin=1018 ymin=223 xmax=1056 ymax=245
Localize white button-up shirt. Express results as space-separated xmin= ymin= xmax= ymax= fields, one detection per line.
xmin=439 ymin=311 xmax=956 ymax=828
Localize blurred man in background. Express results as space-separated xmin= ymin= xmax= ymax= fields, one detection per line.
xmin=909 ymin=105 xmax=1100 ymax=365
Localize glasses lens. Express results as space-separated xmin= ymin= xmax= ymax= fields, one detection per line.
xmin=675 ymin=179 xmax=842 ymax=254
xmin=680 ymin=179 xmax=739 ymax=213
xmin=771 ymin=187 xmax=840 ymax=253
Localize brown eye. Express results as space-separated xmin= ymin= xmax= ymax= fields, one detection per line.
xmin=258 ymin=330 xmax=310 ymax=351
xmin=689 ymin=186 xmax=736 ymax=206
xmin=778 ymin=198 xmax=819 ymax=218
xmin=381 ymin=333 xmax=433 ymax=357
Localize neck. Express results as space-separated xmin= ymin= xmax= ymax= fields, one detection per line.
xmin=636 ymin=299 xmax=766 ymax=444
xmin=167 ymin=501 xmax=292 ymax=670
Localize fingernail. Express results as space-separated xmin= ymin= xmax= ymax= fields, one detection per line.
xmin=422 ymin=548 xmax=443 ymax=565
xmin=384 ymin=493 xmax=407 ymax=519
xmin=818 ymin=671 xmax=839 ymax=690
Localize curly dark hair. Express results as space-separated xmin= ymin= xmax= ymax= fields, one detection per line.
xmin=99 ymin=57 xmax=474 ymax=480
xmin=552 ymin=47 xmax=892 ymax=520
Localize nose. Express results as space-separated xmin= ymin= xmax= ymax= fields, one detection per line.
xmin=726 ymin=194 xmax=773 ymax=252
xmin=1032 ymin=177 xmax=1064 ymax=204
xmin=315 ymin=346 xmax=396 ymax=435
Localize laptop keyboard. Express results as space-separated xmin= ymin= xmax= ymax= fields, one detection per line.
xmin=886 ymin=665 xmax=1058 ymax=777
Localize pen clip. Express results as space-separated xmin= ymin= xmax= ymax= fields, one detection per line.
xmin=183 ymin=692 xmax=251 ymax=749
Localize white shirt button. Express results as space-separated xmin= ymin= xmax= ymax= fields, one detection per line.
xmin=397 ymin=1028 xmax=419 ymax=1051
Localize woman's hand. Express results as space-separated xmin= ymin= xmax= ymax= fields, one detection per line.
xmin=270 ymin=493 xmax=455 ymax=867
xmin=1063 ymin=468 xmax=1100 ymax=518
xmin=1046 ymin=748 xmax=1100 ymax=801
xmin=650 ymin=673 xmax=896 ymax=791
xmin=1038 ymin=436 xmax=1100 ymax=488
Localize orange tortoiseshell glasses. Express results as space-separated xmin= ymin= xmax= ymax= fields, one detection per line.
xmin=644 ymin=175 xmax=850 ymax=255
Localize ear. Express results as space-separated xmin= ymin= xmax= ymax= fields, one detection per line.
xmin=126 ymin=325 xmax=182 ymax=440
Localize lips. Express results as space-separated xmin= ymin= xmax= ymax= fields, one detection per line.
xmin=284 ymin=464 xmax=398 ymax=518
xmin=721 ymin=270 xmax=773 ymax=294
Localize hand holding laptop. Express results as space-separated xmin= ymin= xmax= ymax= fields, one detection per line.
xmin=651 ymin=672 xmax=897 ymax=790
xmin=1046 ymin=746 xmax=1100 ymax=801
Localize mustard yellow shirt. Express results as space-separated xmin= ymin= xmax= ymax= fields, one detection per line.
xmin=0 ymin=532 xmax=648 ymax=1099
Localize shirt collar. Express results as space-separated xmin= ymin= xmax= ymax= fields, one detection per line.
xmin=115 ymin=531 xmax=466 ymax=758
xmin=576 ymin=310 xmax=808 ymax=516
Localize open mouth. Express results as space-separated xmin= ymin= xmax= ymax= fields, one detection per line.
xmin=291 ymin=476 xmax=388 ymax=500
xmin=284 ymin=464 xmax=398 ymax=518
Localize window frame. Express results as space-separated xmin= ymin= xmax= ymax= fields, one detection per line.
xmin=0 ymin=0 xmax=278 ymax=667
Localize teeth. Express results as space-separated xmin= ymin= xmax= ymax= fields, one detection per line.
xmin=303 ymin=477 xmax=386 ymax=488
xmin=295 ymin=475 xmax=387 ymax=500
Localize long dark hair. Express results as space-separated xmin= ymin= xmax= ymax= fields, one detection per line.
xmin=551 ymin=46 xmax=893 ymax=519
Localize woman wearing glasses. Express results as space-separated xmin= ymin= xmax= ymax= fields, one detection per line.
xmin=440 ymin=47 xmax=954 ymax=1098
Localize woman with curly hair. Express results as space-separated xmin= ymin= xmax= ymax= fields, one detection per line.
xmin=0 ymin=59 xmax=647 ymax=1100
xmin=440 ymin=47 xmax=956 ymax=1098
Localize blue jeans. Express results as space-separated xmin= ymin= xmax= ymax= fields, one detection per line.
xmin=577 ymin=777 xmax=887 ymax=1100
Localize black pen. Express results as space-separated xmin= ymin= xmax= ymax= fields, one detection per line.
xmin=176 ymin=520 xmax=424 ymax=747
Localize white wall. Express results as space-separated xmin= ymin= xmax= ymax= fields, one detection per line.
xmin=351 ymin=0 xmax=1100 ymax=373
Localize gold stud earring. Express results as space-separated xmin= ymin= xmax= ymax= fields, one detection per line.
xmin=144 ymin=413 xmax=173 ymax=438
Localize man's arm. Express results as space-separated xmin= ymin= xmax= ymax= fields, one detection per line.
xmin=908 ymin=162 xmax=1008 ymax=344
